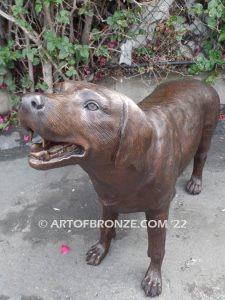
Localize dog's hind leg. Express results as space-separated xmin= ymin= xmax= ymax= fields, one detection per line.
xmin=186 ymin=127 xmax=215 ymax=195
xmin=86 ymin=206 xmax=118 ymax=266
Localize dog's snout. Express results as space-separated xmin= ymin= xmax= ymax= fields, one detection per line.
xmin=21 ymin=94 xmax=44 ymax=111
xmin=30 ymin=96 xmax=44 ymax=110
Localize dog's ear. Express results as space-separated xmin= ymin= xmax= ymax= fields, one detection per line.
xmin=115 ymin=100 xmax=152 ymax=167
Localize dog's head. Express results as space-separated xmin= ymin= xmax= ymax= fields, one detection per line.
xmin=19 ymin=81 xmax=152 ymax=170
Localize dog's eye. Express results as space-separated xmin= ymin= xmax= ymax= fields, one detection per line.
xmin=85 ymin=101 xmax=99 ymax=111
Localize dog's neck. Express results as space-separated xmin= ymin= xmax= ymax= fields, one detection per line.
xmin=80 ymin=123 xmax=157 ymax=201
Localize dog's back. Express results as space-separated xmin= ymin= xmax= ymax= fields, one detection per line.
xmin=139 ymin=79 xmax=220 ymax=174
xmin=139 ymin=79 xmax=220 ymax=115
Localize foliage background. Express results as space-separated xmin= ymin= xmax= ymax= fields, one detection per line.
xmin=0 ymin=0 xmax=224 ymax=111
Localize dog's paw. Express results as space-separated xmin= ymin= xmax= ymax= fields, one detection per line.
xmin=86 ymin=242 xmax=108 ymax=266
xmin=186 ymin=176 xmax=202 ymax=195
xmin=141 ymin=270 xmax=162 ymax=297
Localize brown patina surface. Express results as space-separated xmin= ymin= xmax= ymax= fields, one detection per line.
xmin=19 ymin=79 xmax=220 ymax=297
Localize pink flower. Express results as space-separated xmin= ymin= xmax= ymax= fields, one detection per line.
xmin=97 ymin=56 xmax=106 ymax=66
xmin=61 ymin=244 xmax=71 ymax=254
xmin=222 ymin=54 xmax=225 ymax=60
xmin=4 ymin=126 xmax=10 ymax=131
xmin=23 ymin=135 xmax=30 ymax=142
xmin=194 ymin=48 xmax=202 ymax=55
xmin=107 ymin=41 xmax=118 ymax=49
xmin=0 ymin=83 xmax=7 ymax=89
xmin=84 ymin=66 xmax=91 ymax=75
xmin=0 ymin=116 xmax=3 ymax=124
xmin=219 ymin=114 xmax=225 ymax=121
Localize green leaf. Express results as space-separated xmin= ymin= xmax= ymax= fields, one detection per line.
xmin=78 ymin=7 xmax=85 ymax=15
xmin=4 ymin=75 xmax=16 ymax=91
xmin=44 ymin=30 xmax=58 ymax=52
xmin=117 ymin=20 xmax=128 ymax=28
xmin=53 ymin=0 xmax=63 ymax=4
xmin=209 ymin=48 xmax=222 ymax=63
xmin=106 ymin=16 xmax=113 ymax=26
xmin=79 ymin=47 xmax=89 ymax=59
xmin=176 ymin=35 xmax=183 ymax=41
xmin=87 ymin=9 xmax=94 ymax=17
xmin=59 ymin=49 xmax=69 ymax=59
xmin=11 ymin=95 xmax=21 ymax=108
xmin=17 ymin=19 xmax=32 ymax=31
xmin=67 ymin=59 xmax=76 ymax=65
xmin=15 ymin=0 xmax=24 ymax=7
xmin=208 ymin=0 xmax=223 ymax=18
xmin=219 ymin=31 xmax=225 ymax=42
xmin=167 ymin=15 xmax=185 ymax=26
xmin=135 ymin=47 xmax=154 ymax=57
xmin=203 ymin=40 xmax=213 ymax=53
xmin=90 ymin=28 xmax=101 ymax=41
xmin=13 ymin=50 xmax=22 ymax=59
xmin=47 ymin=41 xmax=56 ymax=52
xmin=44 ymin=30 xmax=56 ymax=40
xmin=21 ymin=75 xmax=33 ymax=89
xmin=0 ymin=66 xmax=7 ymax=76
xmin=114 ymin=11 xmax=124 ymax=19
xmin=138 ymin=28 xmax=147 ymax=35
xmin=74 ymin=45 xmax=89 ymax=62
xmin=205 ymin=73 xmax=217 ymax=84
xmin=12 ymin=5 xmax=23 ymax=16
xmin=56 ymin=10 xmax=70 ymax=24
xmin=4 ymin=71 xmax=12 ymax=83
xmin=189 ymin=3 xmax=203 ymax=15
xmin=65 ymin=66 xmax=77 ymax=77
xmin=0 ymin=120 xmax=10 ymax=130
xmin=195 ymin=55 xmax=212 ymax=72
xmin=35 ymin=1 xmax=42 ymax=14
xmin=207 ymin=17 xmax=217 ymax=28
xmin=32 ymin=57 xmax=40 ymax=66
xmin=43 ymin=0 xmax=50 ymax=6
xmin=95 ymin=45 xmax=110 ymax=58
xmin=27 ymin=52 xmax=34 ymax=62
xmin=188 ymin=64 xmax=200 ymax=75
xmin=36 ymin=82 xmax=49 ymax=91
xmin=22 ymin=48 xmax=37 ymax=62
xmin=57 ymin=38 xmax=74 ymax=59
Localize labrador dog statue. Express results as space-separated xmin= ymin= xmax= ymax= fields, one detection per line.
xmin=19 ymin=79 xmax=220 ymax=297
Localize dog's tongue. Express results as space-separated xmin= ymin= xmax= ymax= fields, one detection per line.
xmin=30 ymin=148 xmax=50 ymax=161
xmin=31 ymin=142 xmax=67 ymax=152
xmin=30 ymin=142 xmax=71 ymax=161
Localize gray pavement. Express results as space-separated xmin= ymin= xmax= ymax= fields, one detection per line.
xmin=0 ymin=75 xmax=225 ymax=300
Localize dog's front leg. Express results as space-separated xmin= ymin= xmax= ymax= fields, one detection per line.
xmin=86 ymin=206 xmax=118 ymax=266
xmin=141 ymin=206 xmax=169 ymax=297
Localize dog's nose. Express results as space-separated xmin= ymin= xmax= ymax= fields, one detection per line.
xmin=21 ymin=94 xmax=44 ymax=111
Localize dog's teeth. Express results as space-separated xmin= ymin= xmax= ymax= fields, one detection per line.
xmin=29 ymin=130 xmax=33 ymax=141
xmin=41 ymin=138 xmax=46 ymax=148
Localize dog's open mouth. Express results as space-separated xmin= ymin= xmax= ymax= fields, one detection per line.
xmin=28 ymin=130 xmax=85 ymax=165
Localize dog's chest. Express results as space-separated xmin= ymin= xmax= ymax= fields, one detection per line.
xmin=87 ymin=166 xmax=143 ymax=198
xmin=85 ymin=166 xmax=167 ymax=212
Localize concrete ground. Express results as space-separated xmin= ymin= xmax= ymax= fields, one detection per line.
xmin=0 ymin=75 xmax=225 ymax=300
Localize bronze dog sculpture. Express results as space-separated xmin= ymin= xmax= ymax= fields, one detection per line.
xmin=19 ymin=79 xmax=220 ymax=297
